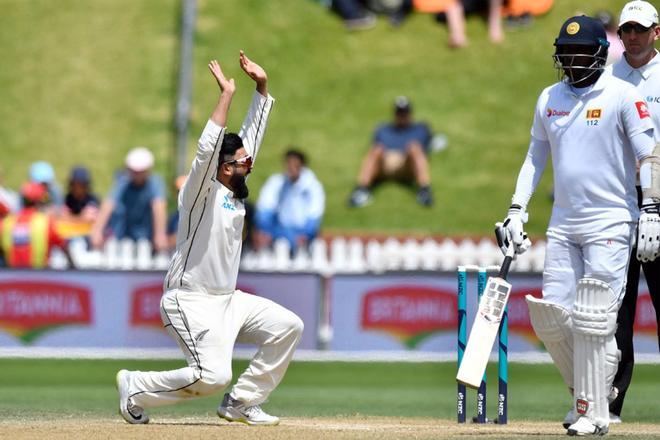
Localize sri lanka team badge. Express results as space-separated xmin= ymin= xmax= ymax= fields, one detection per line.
xmin=586 ymin=109 xmax=602 ymax=119
xmin=566 ymin=22 xmax=580 ymax=35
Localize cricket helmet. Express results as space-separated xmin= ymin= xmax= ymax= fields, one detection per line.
xmin=553 ymin=15 xmax=609 ymax=86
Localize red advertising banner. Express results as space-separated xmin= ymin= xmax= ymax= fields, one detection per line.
xmin=130 ymin=283 xmax=164 ymax=329
xmin=361 ymin=285 xmax=456 ymax=348
xmin=0 ymin=280 xmax=92 ymax=343
xmin=507 ymin=288 xmax=542 ymax=345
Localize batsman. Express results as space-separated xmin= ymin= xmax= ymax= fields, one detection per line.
xmin=500 ymin=15 xmax=659 ymax=436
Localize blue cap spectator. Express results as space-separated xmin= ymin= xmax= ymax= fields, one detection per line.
xmin=28 ymin=160 xmax=64 ymax=210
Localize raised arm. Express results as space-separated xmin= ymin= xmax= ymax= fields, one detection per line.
xmin=237 ymin=51 xmax=275 ymax=161
xmin=209 ymin=60 xmax=236 ymax=126
xmin=179 ymin=60 xmax=235 ymax=210
xmin=239 ymin=50 xmax=267 ymax=96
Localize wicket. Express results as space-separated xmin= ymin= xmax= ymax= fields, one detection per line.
xmin=457 ymin=265 xmax=508 ymax=424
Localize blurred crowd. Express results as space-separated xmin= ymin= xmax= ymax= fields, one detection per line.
xmin=0 ymin=143 xmax=328 ymax=269
xmin=318 ymin=0 xmax=555 ymax=47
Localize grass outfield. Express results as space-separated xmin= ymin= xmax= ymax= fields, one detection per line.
xmin=0 ymin=0 xmax=641 ymax=236
xmin=0 ymin=358 xmax=658 ymax=425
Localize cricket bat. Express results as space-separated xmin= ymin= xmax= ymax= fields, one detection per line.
xmin=456 ymin=227 xmax=515 ymax=389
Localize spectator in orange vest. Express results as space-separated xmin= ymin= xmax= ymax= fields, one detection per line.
xmin=0 ymin=182 xmax=75 ymax=269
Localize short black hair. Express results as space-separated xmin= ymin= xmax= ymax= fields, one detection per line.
xmin=220 ymin=133 xmax=244 ymax=159
xmin=218 ymin=133 xmax=244 ymax=173
xmin=285 ymin=148 xmax=306 ymax=165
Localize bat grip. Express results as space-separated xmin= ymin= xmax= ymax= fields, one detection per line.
xmin=499 ymin=255 xmax=513 ymax=279
xmin=499 ymin=243 xmax=515 ymax=279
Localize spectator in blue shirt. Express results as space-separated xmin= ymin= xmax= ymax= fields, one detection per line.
xmin=90 ymin=147 xmax=168 ymax=251
xmin=166 ymin=174 xmax=187 ymax=250
xmin=348 ymin=96 xmax=434 ymax=207
xmin=252 ymin=149 xmax=325 ymax=252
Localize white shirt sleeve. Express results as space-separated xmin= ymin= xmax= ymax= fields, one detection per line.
xmin=307 ymin=174 xmax=326 ymax=220
xmin=511 ymin=136 xmax=551 ymax=209
xmin=530 ymin=90 xmax=549 ymax=142
xmin=238 ymin=91 xmax=275 ymax=163
xmin=621 ymin=88 xmax=655 ymax=141
xmin=179 ymin=120 xmax=225 ymax=210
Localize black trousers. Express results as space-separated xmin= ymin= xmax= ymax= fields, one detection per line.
xmin=609 ymin=250 xmax=660 ymax=416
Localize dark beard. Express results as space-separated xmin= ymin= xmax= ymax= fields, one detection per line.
xmin=230 ymin=174 xmax=249 ymax=199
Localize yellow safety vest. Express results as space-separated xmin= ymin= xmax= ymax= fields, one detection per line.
xmin=1 ymin=212 xmax=49 ymax=268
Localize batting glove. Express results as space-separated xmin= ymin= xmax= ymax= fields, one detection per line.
xmin=501 ymin=204 xmax=532 ymax=255
xmin=637 ymin=203 xmax=660 ymax=262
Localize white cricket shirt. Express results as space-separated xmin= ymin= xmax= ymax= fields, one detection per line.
xmin=512 ymin=74 xmax=654 ymax=230
xmin=165 ymin=91 xmax=274 ymax=295
xmin=608 ymin=49 xmax=660 ymax=140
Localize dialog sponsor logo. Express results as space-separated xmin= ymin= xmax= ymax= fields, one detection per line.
xmin=361 ymin=285 xmax=456 ymax=348
xmin=130 ymin=283 xmax=164 ymax=328
xmin=0 ymin=280 xmax=91 ymax=344
xmin=546 ymin=108 xmax=570 ymax=118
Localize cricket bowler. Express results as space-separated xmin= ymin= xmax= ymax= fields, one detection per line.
xmin=115 ymin=51 xmax=303 ymax=426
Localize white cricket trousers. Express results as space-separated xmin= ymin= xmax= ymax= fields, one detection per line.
xmin=541 ymin=221 xmax=635 ymax=311
xmin=127 ymin=288 xmax=304 ymax=409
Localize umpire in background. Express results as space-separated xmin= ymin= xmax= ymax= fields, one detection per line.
xmin=607 ymin=0 xmax=660 ymax=422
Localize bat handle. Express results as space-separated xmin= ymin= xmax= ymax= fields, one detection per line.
xmin=498 ymin=244 xmax=515 ymax=279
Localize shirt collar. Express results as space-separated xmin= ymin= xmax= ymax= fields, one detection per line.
xmin=561 ymin=72 xmax=607 ymax=97
xmin=614 ymin=49 xmax=660 ymax=80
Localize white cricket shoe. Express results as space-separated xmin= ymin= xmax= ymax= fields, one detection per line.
xmin=564 ymin=387 xmax=619 ymax=429
xmin=217 ymin=393 xmax=280 ymax=426
xmin=116 ymin=369 xmax=149 ymax=424
xmin=567 ymin=416 xmax=608 ymax=436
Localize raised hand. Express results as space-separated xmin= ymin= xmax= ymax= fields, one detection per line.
xmin=208 ymin=60 xmax=236 ymax=95
xmin=239 ymin=50 xmax=267 ymax=94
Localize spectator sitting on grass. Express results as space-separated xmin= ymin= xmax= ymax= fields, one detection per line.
xmin=348 ymin=96 xmax=434 ymax=208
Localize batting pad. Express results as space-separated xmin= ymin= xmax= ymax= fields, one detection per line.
xmin=526 ymin=295 xmax=573 ymax=389
xmin=572 ymin=278 xmax=617 ymax=428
